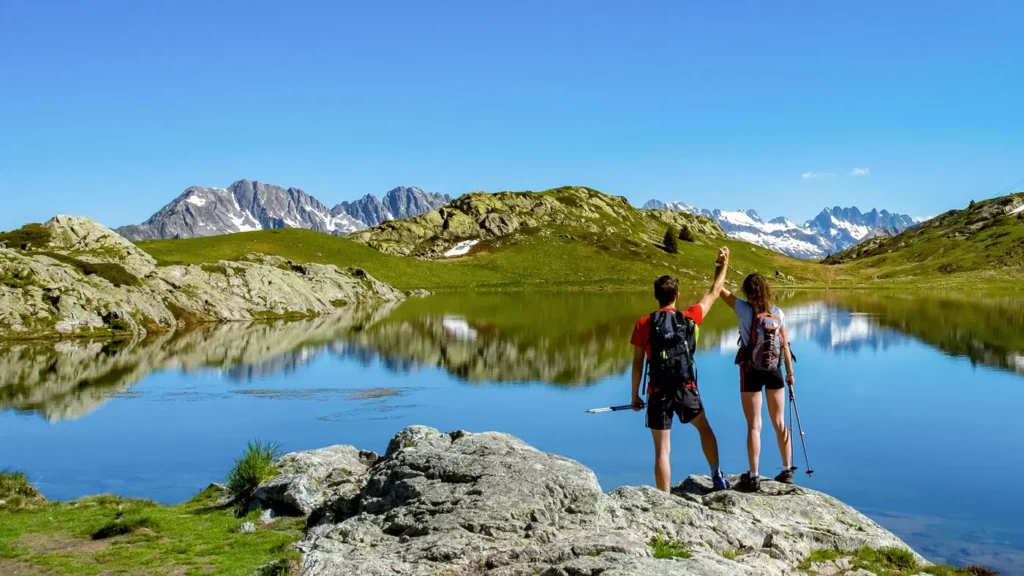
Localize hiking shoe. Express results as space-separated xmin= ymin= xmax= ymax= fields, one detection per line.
xmin=736 ymin=472 xmax=761 ymax=493
xmin=774 ymin=468 xmax=795 ymax=485
xmin=712 ymin=472 xmax=730 ymax=491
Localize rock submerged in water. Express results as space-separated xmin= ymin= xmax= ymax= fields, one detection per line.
xmin=247 ymin=426 xmax=922 ymax=575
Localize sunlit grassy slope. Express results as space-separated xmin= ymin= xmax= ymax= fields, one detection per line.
xmin=138 ymin=227 xmax=831 ymax=292
xmin=825 ymin=193 xmax=1024 ymax=287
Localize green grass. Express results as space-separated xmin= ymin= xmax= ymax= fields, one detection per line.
xmin=39 ymin=252 xmax=141 ymax=287
xmin=225 ymin=440 xmax=282 ymax=502
xmin=137 ymin=227 xmax=824 ymax=293
xmin=647 ymin=532 xmax=693 ymax=559
xmin=90 ymin=511 xmax=160 ymax=539
xmin=797 ymin=546 xmax=994 ymax=576
xmin=720 ymin=548 xmax=738 ymax=560
xmin=0 ymin=486 xmax=304 ymax=575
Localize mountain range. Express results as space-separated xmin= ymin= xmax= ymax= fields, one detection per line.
xmin=642 ymin=200 xmax=915 ymax=259
xmin=115 ymin=180 xmax=450 ymax=241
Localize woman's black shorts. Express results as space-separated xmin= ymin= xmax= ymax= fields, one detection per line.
xmin=740 ymin=367 xmax=785 ymax=393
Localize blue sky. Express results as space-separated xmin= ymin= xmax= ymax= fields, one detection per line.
xmin=2 ymin=0 xmax=1023 ymax=231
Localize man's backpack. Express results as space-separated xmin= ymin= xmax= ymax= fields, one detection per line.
xmin=645 ymin=310 xmax=697 ymax=393
xmin=746 ymin=307 xmax=784 ymax=371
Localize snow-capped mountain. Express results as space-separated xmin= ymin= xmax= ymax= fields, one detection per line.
xmin=642 ymin=199 xmax=914 ymax=259
xmin=116 ymin=180 xmax=450 ymax=241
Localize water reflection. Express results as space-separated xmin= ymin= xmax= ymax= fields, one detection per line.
xmin=2 ymin=291 xmax=1022 ymax=421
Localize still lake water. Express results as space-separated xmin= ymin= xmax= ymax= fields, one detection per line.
xmin=2 ymin=291 xmax=1023 ymax=572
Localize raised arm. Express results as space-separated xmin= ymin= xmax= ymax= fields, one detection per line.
xmin=720 ymin=287 xmax=738 ymax=310
xmin=697 ymin=247 xmax=730 ymax=318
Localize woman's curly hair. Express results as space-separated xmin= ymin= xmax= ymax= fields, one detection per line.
xmin=742 ymin=273 xmax=775 ymax=314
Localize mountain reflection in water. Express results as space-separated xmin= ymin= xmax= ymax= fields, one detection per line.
xmin=1 ymin=291 xmax=1021 ymax=421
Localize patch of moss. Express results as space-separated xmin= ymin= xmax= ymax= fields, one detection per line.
xmin=797 ymin=546 xmax=990 ymax=576
xmin=0 ymin=223 xmax=52 ymax=250
xmin=0 ymin=266 xmax=34 ymax=289
xmin=40 ymin=252 xmax=142 ymax=287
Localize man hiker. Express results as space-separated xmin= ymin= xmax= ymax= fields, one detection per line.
xmin=630 ymin=247 xmax=731 ymax=491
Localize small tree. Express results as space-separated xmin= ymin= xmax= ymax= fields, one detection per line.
xmin=663 ymin=227 xmax=679 ymax=254
xmin=969 ymin=199 xmax=976 ymax=208
xmin=678 ymin=225 xmax=695 ymax=242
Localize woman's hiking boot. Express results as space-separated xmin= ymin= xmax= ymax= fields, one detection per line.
xmin=774 ymin=468 xmax=795 ymax=485
xmin=712 ymin=471 xmax=730 ymax=491
xmin=736 ymin=472 xmax=760 ymax=493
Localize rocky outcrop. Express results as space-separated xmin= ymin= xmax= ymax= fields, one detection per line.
xmin=243 ymin=427 xmax=925 ymax=575
xmin=253 ymin=445 xmax=378 ymax=516
xmin=0 ymin=216 xmax=404 ymax=339
xmin=349 ymin=186 xmax=725 ymax=258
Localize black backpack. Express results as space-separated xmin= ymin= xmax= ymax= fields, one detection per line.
xmin=645 ymin=310 xmax=697 ymax=394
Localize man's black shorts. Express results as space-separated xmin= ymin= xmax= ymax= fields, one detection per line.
xmin=740 ymin=367 xmax=785 ymax=393
xmin=645 ymin=384 xmax=704 ymax=430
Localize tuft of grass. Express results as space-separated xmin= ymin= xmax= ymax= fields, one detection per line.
xmin=721 ymin=548 xmax=738 ymax=561
xmin=855 ymin=546 xmax=918 ymax=572
xmin=0 ymin=470 xmax=44 ymax=509
xmin=647 ymin=532 xmax=692 ymax=559
xmin=226 ymin=440 xmax=283 ymax=502
xmin=91 ymin=512 xmax=160 ymax=539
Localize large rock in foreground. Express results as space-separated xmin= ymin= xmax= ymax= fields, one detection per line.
xmin=277 ymin=426 xmax=921 ymax=575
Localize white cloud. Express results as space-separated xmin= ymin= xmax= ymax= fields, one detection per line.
xmin=802 ymin=171 xmax=830 ymax=179
xmin=850 ymin=168 xmax=870 ymax=176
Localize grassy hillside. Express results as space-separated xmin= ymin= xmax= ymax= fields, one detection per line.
xmin=138 ymin=227 xmax=826 ymax=292
xmin=824 ymin=193 xmax=1024 ymax=285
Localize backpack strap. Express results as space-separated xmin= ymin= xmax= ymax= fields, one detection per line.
xmin=643 ymin=312 xmax=656 ymax=396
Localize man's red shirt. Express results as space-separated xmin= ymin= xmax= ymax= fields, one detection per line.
xmin=630 ymin=303 xmax=704 ymax=360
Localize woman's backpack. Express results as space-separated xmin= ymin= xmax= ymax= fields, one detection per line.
xmin=736 ymin=306 xmax=785 ymax=371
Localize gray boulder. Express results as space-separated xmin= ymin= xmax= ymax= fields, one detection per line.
xmin=297 ymin=426 xmax=923 ymax=576
xmin=253 ymin=445 xmax=378 ymax=516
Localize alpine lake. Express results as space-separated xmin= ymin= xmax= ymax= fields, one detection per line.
xmin=2 ymin=290 xmax=1022 ymax=574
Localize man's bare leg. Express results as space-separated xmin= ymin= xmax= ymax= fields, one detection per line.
xmin=651 ymin=429 xmax=672 ymax=491
xmin=689 ymin=412 xmax=721 ymax=473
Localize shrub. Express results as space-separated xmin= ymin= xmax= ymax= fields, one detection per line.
xmin=663 ymin=228 xmax=679 ymax=254
xmin=647 ymin=532 xmax=691 ymax=559
xmin=226 ymin=440 xmax=282 ymax=502
xmin=0 ymin=223 xmax=52 ymax=250
xmin=678 ymin=225 xmax=695 ymax=242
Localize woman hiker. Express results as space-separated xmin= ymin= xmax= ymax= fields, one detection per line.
xmin=720 ymin=273 xmax=796 ymax=491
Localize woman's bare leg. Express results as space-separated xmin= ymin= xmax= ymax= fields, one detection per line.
xmin=766 ymin=387 xmax=792 ymax=470
xmin=741 ymin=391 xmax=762 ymax=475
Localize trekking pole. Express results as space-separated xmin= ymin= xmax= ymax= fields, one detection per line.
xmin=788 ymin=388 xmax=796 ymax=472
xmin=789 ymin=385 xmax=814 ymax=477
xmin=585 ymin=404 xmax=640 ymax=414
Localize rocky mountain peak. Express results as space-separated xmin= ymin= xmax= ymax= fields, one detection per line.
xmin=115 ymin=180 xmax=451 ymax=241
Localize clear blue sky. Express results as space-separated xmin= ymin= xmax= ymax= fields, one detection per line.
xmin=2 ymin=0 xmax=1023 ymax=231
